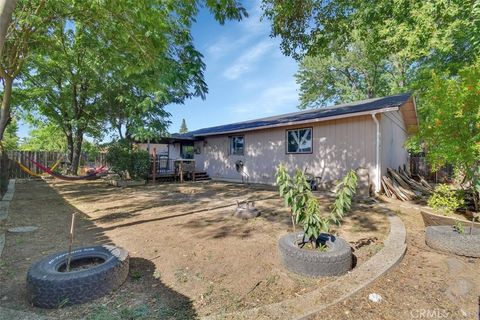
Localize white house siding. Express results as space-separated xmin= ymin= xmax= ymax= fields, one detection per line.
xmin=194 ymin=115 xmax=379 ymax=187
xmin=136 ymin=143 xmax=169 ymax=155
xmin=380 ymin=110 xmax=409 ymax=175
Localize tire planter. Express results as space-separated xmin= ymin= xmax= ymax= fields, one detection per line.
xmin=278 ymin=232 xmax=352 ymax=277
xmin=26 ymin=245 xmax=129 ymax=308
xmin=425 ymin=226 xmax=480 ymax=258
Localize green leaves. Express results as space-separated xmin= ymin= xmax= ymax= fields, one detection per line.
xmin=330 ymin=170 xmax=357 ymax=227
xmin=106 ymin=140 xmax=150 ymax=180
xmin=276 ymin=165 xmax=358 ymax=246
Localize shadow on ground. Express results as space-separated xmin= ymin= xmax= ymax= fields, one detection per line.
xmin=0 ymin=180 xmax=197 ymax=320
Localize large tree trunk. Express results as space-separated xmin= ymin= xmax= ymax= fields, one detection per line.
xmin=70 ymin=131 xmax=83 ymax=175
xmin=0 ymin=0 xmax=16 ymax=59
xmin=65 ymin=131 xmax=74 ymax=173
xmin=0 ymin=76 xmax=13 ymax=141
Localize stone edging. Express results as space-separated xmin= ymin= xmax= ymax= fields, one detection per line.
xmin=0 ymin=179 xmax=16 ymax=259
xmin=0 ymin=179 xmax=15 ymax=221
xmin=0 ymin=306 xmax=55 ymax=320
xmin=203 ymin=214 xmax=407 ymax=320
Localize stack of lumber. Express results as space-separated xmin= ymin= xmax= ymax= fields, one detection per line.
xmin=380 ymin=166 xmax=433 ymax=201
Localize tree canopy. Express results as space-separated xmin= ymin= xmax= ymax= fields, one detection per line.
xmin=179 ymin=119 xmax=189 ymax=134
xmin=262 ymin=0 xmax=478 ymax=107
xmin=12 ymin=0 xmax=247 ymax=173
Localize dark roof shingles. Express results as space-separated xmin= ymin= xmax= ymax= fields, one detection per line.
xmin=180 ymin=92 xmax=411 ymax=138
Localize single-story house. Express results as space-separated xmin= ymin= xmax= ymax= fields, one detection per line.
xmin=137 ymin=93 xmax=418 ymax=192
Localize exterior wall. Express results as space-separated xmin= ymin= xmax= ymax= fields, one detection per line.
xmin=169 ymin=143 xmax=182 ymax=159
xmin=194 ymin=115 xmax=378 ymax=187
xmin=135 ymin=142 xmax=182 ymax=159
xmin=380 ymin=110 xmax=409 ymax=175
xmin=136 ymin=143 xmax=168 ymax=155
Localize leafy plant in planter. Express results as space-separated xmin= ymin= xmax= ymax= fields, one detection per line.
xmin=106 ymin=140 xmax=150 ymax=180
xmin=276 ymin=165 xmax=357 ymax=248
xmin=276 ymin=165 xmax=358 ymax=277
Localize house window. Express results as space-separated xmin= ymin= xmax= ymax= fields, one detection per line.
xmin=180 ymin=144 xmax=194 ymax=159
xmin=230 ymin=136 xmax=244 ymax=155
xmin=286 ymin=128 xmax=312 ymax=153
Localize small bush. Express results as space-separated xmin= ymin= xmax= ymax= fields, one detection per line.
xmin=106 ymin=140 xmax=150 ymax=180
xmin=427 ymin=184 xmax=464 ymax=215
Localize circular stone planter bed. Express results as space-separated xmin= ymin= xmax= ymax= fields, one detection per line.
xmin=278 ymin=232 xmax=352 ymax=277
xmin=26 ymin=245 xmax=129 ymax=308
xmin=425 ymin=226 xmax=480 ymax=258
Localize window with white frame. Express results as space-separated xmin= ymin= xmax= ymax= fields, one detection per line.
xmin=230 ymin=135 xmax=244 ymax=155
xmin=286 ymin=128 xmax=312 ymax=153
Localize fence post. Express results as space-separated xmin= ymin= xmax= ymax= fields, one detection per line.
xmin=152 ymin=148 xmax=156 ymax=183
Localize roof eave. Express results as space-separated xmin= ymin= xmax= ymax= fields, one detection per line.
xmin=194 ymin=106 xmax=400 ymax=137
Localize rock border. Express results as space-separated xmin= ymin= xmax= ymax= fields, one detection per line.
xmin=0 ymin=179 xmax=16 ymax=258
xmin=203 ymin=214 xmax=407 ymax=320
xmin=108 ymin=179 xmax=146 ymax=187
xmin=0 ymin=307 xmax=55 ymax=320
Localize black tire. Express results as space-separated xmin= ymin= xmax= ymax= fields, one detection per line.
xmin=278 ymin=232 xmax=352 ymax=277
xmin=26 ymin=245 xmax=129 ymax=308
xmin=425 ymin=226 xmax=480 ymax=258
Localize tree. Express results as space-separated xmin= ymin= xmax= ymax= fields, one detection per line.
xmin=418 ymin=62 xmax=480 ymax=210
xmin=296 ymin=30 xmax=406 ymax=108
xmin=179 ymin=119 xmax=189 ymax=134
xmin=0 ymin=0 xmax=61 ymax=143
xmin=20 ymin=123 xmax=66 ymax=152
xmin=418 ymin=63 xmax=480 ymax=172
xmin=262 ymin=0 xmax=477 ymax=107
xmin=0 ymin=0 xmax=17 ymax=58
xmin=2 ymin=117 xmax=18 ymax=150
xmin=16 ymin=1 xmax=247 ymax=174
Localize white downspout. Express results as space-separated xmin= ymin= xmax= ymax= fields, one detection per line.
xmin=371 ymin=113 xmax=381 ymax=193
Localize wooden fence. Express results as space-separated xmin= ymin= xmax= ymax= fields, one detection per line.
xmin=0 ymin=150 xmax=106 ymax=180
xmin=410 ymin=155 xmax=454 ymax=183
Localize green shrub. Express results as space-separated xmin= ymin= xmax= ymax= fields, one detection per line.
xmin=276 ymin=165 xmax=357 ymax=249
xmin=427 ymin=184 xmax=464 ymax=215
xmin=106 ymin=141 xmax=150 ymax=180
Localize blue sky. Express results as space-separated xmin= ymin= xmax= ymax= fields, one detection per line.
xmin=18 ymin=0 xmax=300 ymax=138
xmin=165 ymin=0 xmax=300 ymax=133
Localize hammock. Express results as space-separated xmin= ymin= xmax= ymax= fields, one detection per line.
xmin=16 ymin=161 xmax=42 ymax=177
xmin=16 ymin=157 xmax=64 ymax=178
xmin=29 ymin=158 xmax=107 ymax=181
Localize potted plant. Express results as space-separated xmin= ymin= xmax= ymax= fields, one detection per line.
xmin=425 ymin=221 xmax=480 ymax=257
xmin=423 ymin=170 xmax=480 ymax=257
xmin=106 ymin=140 xmax=150 ymax=187
xmin=276 ymin=165 xmax=357 ymax=277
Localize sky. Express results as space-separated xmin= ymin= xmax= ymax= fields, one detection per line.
xmin=18 ymin=0 xmax=300 ymax=138
xmin=165 ymin=0 xmax=300 ymax=134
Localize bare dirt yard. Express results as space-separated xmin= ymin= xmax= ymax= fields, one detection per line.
xmin=315 ymin=199 xmax=480 ymax=320
xmin=0 ymin=179 xmax=389 ymax=319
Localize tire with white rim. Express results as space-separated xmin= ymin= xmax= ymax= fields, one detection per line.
xmin=26 ymin=245 xmax=129 ymax=308
xmin=278 ymin=232 xmax=352 ymax=277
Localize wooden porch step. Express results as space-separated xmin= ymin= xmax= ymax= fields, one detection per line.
xmin=194 ymin=172 xmax=210 ymax=181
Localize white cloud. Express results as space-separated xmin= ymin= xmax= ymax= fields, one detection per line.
xmin=222 ymin=40 xmax=274 ymax=80
xmin=205 ymin=0 xmax=269 ymax=60
xmin=241 ymin=0 xmax=268 ymax=35
xmin=229 ymin=81 xmax=299 ymax=116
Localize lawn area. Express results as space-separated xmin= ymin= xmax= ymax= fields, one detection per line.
xmin=0 ymin=179 xmax=389 ymax=319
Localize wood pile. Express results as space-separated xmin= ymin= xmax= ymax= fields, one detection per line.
xmin=380 ymin=166 xmax=433 ymax=201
